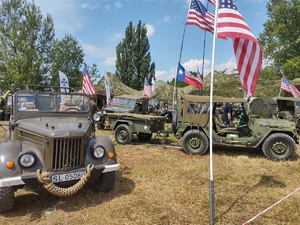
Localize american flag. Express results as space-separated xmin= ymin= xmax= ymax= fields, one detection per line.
xmin=280 ymin=76 xmax=300 ymax=97
xmin=186 ymin=0 xmax=215 ymax=34
xmin=82 ymin=63 xmax=96 ymax=95
xmin=217 ymin=0 xmax=262 ymax=97
xmin=144 ymin=77 xmax=153 ymax=97
xmin=197 ymin=67 xmax=203 ymax=84
xmin=208 ymin=0 xmax=216 ymax=5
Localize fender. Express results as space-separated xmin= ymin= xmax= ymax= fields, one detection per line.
xmin=0 ymin=141 xmax=22 ymax=179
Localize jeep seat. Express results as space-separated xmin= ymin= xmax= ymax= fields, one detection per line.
xmin=21 ymin=101 xmax=38 ymax=111
xmin=60 ymin=98 xmax=80 ymax=111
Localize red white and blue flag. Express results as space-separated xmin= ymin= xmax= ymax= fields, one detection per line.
xmin=217 ymin=0 xmax=262 ymax=97
xmin=177 ymin=63 xmax=202 ymax=90
xmin=144 ymin=77 xmax=153 ymax=97
xmin=197 ymin=67 xmax=203 ymax=85
xmin=186 ymin=0 xmax=215 ymax=34
xmin=280 ymin=76 xmax=300 ymax=97
xmin=82 ymin=63 xmax=96 ymax=95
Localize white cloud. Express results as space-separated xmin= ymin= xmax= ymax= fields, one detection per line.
xmin=145 ymin=24 xmax=155 ymax=38
xmin=101 ymin=57 xmax=116 ymax=67
xmin=114 ymin=0 xmax=123 ymax=9
xmin=105 ymin=33 xmax=123 ymax=42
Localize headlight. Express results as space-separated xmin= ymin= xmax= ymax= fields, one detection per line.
xmin=93 ymin=113 xmax=100 ymax=122
xmin=91 ymin=146 xmax=105 ymax=159
xmin=18 ymin=153 xmax=36 ymax=168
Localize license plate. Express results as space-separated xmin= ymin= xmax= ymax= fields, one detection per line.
xmin=51 ymin=171 xmax=86 ymax=183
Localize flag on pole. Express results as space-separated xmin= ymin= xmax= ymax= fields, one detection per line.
xmin=104 ymin=72 xmax=111 ymax=104
xmin=217 ymin=0 xmax=262 ymax=97
xmin=177 ymin=63 xmax=202 ymax=90
xmin=197 ymin=67 xmax=203 ymax=84
xmin=59 ymin=71 xmax=69 ymax=92
xmin=144 ymin=78 xmax=153 ymax=97
xmin=82 ymin=63 xmax=96 ymax=95
xmin=186 ymin=0 xmax=215 ymax=34
xmin=280 ymin=76 xmax=300 ymax=97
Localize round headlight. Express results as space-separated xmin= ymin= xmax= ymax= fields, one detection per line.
xmin=93 ymin=113 xmax=100 ymax=122
xmin=18 ymin=153 xmax=36 ymax=168
xmin=92 ymin=146 xmax=105 ymax=159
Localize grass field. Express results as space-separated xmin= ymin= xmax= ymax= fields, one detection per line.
xmin=0 ymin=128 xmax=300 ymax=225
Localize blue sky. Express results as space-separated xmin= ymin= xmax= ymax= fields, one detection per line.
xmin=33 ymin=0 xmax=268 ymax=83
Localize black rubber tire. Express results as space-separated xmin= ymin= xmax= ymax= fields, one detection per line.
xmin=0 ymin=186 xmax=14 ymax=213
xmin=94 ymin=172 xmax=116 ymax=192
xmin=262 ymin=133 xmax=297 ymax=160
xmin=182 ymin=130 xmax=209 ymax=155
xmin=115 ymin=124 xmax=132 ymax=144
xmin=137 ymin=132 xmax=152 ymax=142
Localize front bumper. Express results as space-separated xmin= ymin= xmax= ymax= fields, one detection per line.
xmin=0 ymin=163 xmax=120 ymax=188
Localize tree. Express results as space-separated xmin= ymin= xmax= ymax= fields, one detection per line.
xmin=258 ymin=0 xmax=300 ymax=80
xmin=0 ymin=0 xmax=55 ymax=91
xmin=50 ymin=34 xmax=84 ymax=88
xmin=115 ymin=20 xmax=155 ymax=90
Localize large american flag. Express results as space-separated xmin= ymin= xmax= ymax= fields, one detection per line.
xmin=186 ymin=0 xmax=215 ymax=34
xmin=280 ymin=76 xmax=300 ymax=97
xmin=217 ymin=0 xmax=262 ymax=97
xmin=144 ymin=77 xmax=153 ymax=97
xmin=82 ymin=63 xmax=96 ymax=95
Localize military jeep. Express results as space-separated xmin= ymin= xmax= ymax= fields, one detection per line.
xmin=274 ymin=97 xmax=300 ymax=134
xmin=172 ymin=94 xmax=299 ymax=160
xmin=0 ymin=85 xmax=120 ymax=212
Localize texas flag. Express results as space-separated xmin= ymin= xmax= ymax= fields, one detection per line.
xmin=177 ymin=63 xmax=202 ymax=90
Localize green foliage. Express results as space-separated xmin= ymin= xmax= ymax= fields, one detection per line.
xmin=0 ymin=0 xmax=55 ymax=91
xmin=258 ymin=0 xmax=300 ymax=79
xmin=49 ymin=34 xmax=84 ymax=88
xmin=115 ymin=20 xmax=155 ymax=91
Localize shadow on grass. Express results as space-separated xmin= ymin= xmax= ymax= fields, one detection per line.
xmin=1 ymin=170 xmax=135 ymax=220
xmin=215 ymin=175 xmax=286 ymax=223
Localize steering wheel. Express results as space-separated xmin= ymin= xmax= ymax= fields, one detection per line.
xmin=65 ymin=107 xmax=80 ymax=111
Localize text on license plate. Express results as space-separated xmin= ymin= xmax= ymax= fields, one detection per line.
xmin=51 ymin=171 xmax=86 ymax=183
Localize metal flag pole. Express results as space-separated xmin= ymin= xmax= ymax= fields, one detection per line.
xmin=209 ymin=1 xmax=220 ymax=224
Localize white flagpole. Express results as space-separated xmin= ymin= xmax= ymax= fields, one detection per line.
xmin=209 ymin=0 xmax=219 ymax=224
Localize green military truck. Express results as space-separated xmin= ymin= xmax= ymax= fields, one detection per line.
xmin=171 ymin=94 xmax=299 ymax=160
xmin=0 ymin=85 xmax=120 ymax=212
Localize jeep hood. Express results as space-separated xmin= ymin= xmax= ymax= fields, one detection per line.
xmin=16 ymin=117 xmax=91 ymax=138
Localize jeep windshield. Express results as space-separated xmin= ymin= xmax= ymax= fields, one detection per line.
xmin=111 ymin=97 xmax=136 ymax=107
xmin=13 ymin=91 xmax=91 ymax=120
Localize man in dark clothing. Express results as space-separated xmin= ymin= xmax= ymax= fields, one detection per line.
xmin=0 ymin=97 xmax=5 ymax=121
xmin=222 ymin=102 xmax=233 ymax=126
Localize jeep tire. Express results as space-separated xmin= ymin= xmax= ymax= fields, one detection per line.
xmin=182 ymin=130 xmax=209 ymax=155
xmin=262 ymin=133 xmax=297 ymax=160
xmin=0 ymin=186 xmax=14 ymax=212
xmin=137 ymin=132 xmax=152 ymax=142
xmin=115 ymin=124 xmax=132 ymax=144
xmin=94 ymin=171 xmax=116 ymax=192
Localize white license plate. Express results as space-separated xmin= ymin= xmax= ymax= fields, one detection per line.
xmin=51 ymin=171 xmax=86 ymax=183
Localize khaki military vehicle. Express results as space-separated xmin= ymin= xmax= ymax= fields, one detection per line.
xmin=0 ymin=85 xmax=120 ymax=212
xmin=172 ymin=94 xmax=299 ymax=160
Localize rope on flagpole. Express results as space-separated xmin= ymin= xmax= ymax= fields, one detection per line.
xmin=242 ymin=185 xmax=300 ymax=224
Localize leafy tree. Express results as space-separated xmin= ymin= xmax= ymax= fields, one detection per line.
xmin=258 ymin=0 xmax=300 ymax=80
xmin=115 ymin=20 xmax=155 ymax=90
xmin=0 ymin=0 xmax=55 ymax=91
xmin=50 ymin=34 xmax=84 ymax=88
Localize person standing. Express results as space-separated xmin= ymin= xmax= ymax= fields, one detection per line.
xmin=0 ymin=97 xmax=5 ymax=121
xmin=222 ymin=102 xmax=233 ymax=126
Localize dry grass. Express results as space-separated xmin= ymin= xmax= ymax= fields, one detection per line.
xmin=1 ymin=128 xmax=300 ymax=225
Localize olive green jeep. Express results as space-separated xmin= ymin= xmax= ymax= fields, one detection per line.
xmin=172 ymin=94 xmax=299 ymax=160
xmin=0 ymin=85 xmax=120 ymax=212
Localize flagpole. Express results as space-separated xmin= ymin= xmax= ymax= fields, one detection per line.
xmin=172 ymin=23 xmax=187 ymax=110
xmin=209 ymin=1 xmax=219 ymax=224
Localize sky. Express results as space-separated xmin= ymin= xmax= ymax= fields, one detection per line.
xmin=32 ymin=0 xmax=268 ymax=83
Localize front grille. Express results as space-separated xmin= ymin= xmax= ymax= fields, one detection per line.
xmin=52 ymin=138 xmax=83 ymax=171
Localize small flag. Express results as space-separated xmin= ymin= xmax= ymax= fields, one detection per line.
xmin=144 ymin=78 xmax=153 ymax=97
xmin=280 ymin=76 xmax=300 ymax=97
xmin=177 ymin=63 xmax=202 ymax=90
xmin=59 ymin=71 xmax=69 ymax=92
xmin=82 ymin=63 xmax=96 ymax=95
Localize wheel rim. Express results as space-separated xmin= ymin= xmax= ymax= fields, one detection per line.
xmin=270 ymin=141 xmax=289 ymax=155
xmin=188 ymin=136 xmax=201 ymax=149
xmin=118 ymin=129 xmax=128 ymax=141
